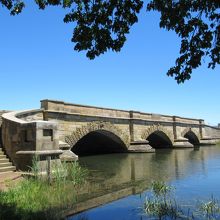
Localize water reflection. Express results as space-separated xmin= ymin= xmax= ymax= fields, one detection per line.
xmin=68 ymin=146 xmax=220 ymax=218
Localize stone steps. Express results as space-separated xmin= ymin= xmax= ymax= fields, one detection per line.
xmin=0 ymin=148 xmax=16 ymax=173
xmin=0 ymin=162 xmax=13 ymax=168
xmin=0 ymin=171 xmax=23 ymax=191
xmin=0 ymin=154 xmax=6 ymax=159
xmin=0 ymin=171 xmax=16 ymax=175
xmin=0 ymin=166 xmax=16 ymax=173
xmin=0 ymin=158 xmax=9 ymax=163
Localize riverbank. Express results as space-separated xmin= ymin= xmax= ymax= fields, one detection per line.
xmin=0 ymin=162 xmax=88 ymax=220
xmin=0 ymin=172 xmax=23 ymax=191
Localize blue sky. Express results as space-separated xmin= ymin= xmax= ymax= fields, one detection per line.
xmin=0 ymin=2 xmax=219 ymax=125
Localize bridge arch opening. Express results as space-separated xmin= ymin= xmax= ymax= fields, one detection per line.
xmin=72 ymin=130 xmax=127 ymax=156
xmin=184 ymin=131 xmax=200 ymax=146
xmin=147 ymin=131 xmax=172 ymax=149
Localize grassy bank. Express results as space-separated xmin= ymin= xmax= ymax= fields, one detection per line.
xmin=0 ymin=162 xmax=88 ymax=220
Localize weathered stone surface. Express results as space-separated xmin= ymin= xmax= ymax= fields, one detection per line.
xmin=65 ymin=121 xmax=130 ymax=149
xmin=59 ymin=141 xmax=78 ymax=162
xmin=60 ymin=150 xmax=78 ymax=162
xmin=199 ymin=137 xmax=216 ymax=145
xmin=1 ymin=99 xmax=220 ymax=171
xmin=1 ymin=110 xmax=60 ymax=171
xmin=141 ymin=124 xmax=174 ymax=144
xmin=173 ymin=138 xmax=194 ymax=148
xmin=128 ymin=141 xmax=155 ymax=153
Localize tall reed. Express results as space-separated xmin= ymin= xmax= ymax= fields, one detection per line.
xmin=144 ymin=181 xmax=220 ymax=220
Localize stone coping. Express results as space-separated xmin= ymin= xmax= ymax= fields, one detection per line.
xmin=41 ymin=99 xmax=204 ymax=122
xmin=204 ymin=124 xmax=220 ymax=130
xmin=130 ymin=140 xmax=149 ymax=145
xmin=201 ymin=136 xmax=216 ymax=140
xmin=16 ymin=150 xmax=63 ymax=155
xmin=174 ymin=137 xmax=189 ymax=142
xmin=1 ymin=109 xmax=56 ymax=126
xmin=16 ymin=109 xmax=43 ymax=118
xmin=0 ymin=110 xmax=10 ymax=115
xmin=2 ymin=109 xmax=43 ymax=124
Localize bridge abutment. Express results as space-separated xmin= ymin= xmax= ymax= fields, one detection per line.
xmin=128 ymin=140 xmax=155 ymax=153
xmin=199 ymin=137 xmax=216 ymax=145
xmin=1 ymin=110 xmax=62 ymax=172
xmin=173 ymin=138 xmax=194 ymax=148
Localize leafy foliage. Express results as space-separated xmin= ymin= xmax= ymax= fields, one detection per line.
xmin=1 ymin=0 xmax=219 ymax=82
xmin=0 ymin=0 xmax=143 ymax=60
xmin=63 ymin=0 xmax=143 ymax=59
xmin=147 ymin=0 xmax=220 ymax=83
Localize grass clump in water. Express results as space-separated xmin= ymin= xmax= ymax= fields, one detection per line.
xmin=144 ymin=181 xmax=220 ymax=220
xmin=197 ymin=196 xmax=220 ymax=220
xmin=0 ymin=161 xmax=88 ymax=220
xmin=144 ymin=181 xmax=185 ymax=220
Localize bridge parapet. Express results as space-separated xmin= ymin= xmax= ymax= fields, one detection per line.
xmin=16 ymin=109 xmax=44 ymax=122
xmin=204 ymin=125 xmax=220 ymax=141
xmin=41 ymin=100 xmax=203 ymax=125
xmin=1 ymin=110 xmax=61 ymax=171
xmin=41 ymin=99 xmax=131 ymax=119
xmin=0 ymin=111 xmax=10 ymax=147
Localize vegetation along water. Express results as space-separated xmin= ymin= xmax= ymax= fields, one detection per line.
xmin=1 ymin=145 xmax=220 ymax=219
xmin=69 ymin=145 xmax=220 ymax=220
xmin=0 ymin=162 xmax=88 ymax=220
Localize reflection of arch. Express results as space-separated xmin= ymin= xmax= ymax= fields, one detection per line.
xmin=65 ymin=121 xmax=129 ymax=155
xmin=182 ymin=128 xmax=200 ymax=146
xmin=141 ymin=124 xmax=174 ymax=148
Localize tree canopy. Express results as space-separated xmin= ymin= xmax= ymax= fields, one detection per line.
xmin=1 ymin=0 xmax=219 ymax=83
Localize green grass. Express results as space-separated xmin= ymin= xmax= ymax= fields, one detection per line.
xmin=151 ymin=180 xmax=173 ymax=197
xmin=0 ymin=162 xmax=88 ymax=220
xmin=216 ymin=140 xmax=220 ymax=146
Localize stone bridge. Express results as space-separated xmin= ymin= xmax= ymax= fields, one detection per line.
xmin=1 ymin=99 xmax=220 ymax=171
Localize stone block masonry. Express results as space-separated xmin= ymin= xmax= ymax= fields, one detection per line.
xmin=0 ymin=99 xmax=219 ymax=171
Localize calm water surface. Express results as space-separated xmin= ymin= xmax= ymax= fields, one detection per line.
xmin=68 ymin=145 xmax=220 ymax=220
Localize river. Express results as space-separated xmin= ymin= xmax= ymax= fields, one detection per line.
xmin=68 ymin=145 xmax=220 ymax=219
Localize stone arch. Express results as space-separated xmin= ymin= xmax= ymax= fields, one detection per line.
xmin=65 ymin=121 xmax=130 ymax=150
xmin=181 ymin=127 xmax=200 ymax=145
xmin=141 ymin=124 xmax=174 ymax=144
xmin=181 ymin=127 xmax=200 ymax=139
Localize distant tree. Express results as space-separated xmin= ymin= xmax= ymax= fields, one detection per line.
xmin=1 ymin=0 xmax=219 ymax=83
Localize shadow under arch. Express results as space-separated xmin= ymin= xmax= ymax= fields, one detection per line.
xmin=147 ymin=130 xmax=173 ymax=149
xmin=184 ymin=130 xmax=200 ymax=146
xmin=72 ymin=130 xmax=128 ymax=156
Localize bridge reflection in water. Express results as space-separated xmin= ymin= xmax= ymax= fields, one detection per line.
xmin=67 ymin=146 xmax=215 ymax=217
